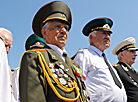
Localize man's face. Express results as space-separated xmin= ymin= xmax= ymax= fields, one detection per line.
xmin=42 ymin=20 xmax=69 ymax=50
xmin=120 ymin=50 xmax=137 ymax=66
xmin=1 ymin=31 xmax=13 ymax=54
xmin=90 ymin=31 xmax=111 ymax=51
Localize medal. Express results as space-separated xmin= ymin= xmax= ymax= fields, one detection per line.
xmin=68 ymin=82 xmax=72 ymax=87
xmin=53 ymin=74 xmax=58 ymax=78
xmin=49 ymin=63 xmax=54 ymax=68
xmin=59 ymin=68 xmax=64 ymax=74
xmin=55 ymin=69 xmax=59 ymax=75
xmin=59 ymin=78 xmax=66 ymax=85
xmin=60 ymin=64 xmax=64 ymax=69
xmin=58 ymin=74 xmax=63 ymax=77
xmin=65 ymin=68 xmax=69 ymax=72
xmin=64 ymin=74 xmax=68 ymax=78
xmin=67 ymin=77 xmax=72 ymax=82
xmin=50 ymin=69 xmax=55 ymax=73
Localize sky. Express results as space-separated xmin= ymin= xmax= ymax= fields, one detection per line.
xmin=1 ymin=0 xmax=138 ymax=71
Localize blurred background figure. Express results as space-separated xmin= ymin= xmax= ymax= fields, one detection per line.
xmin=113 ymin=37 xmax=138 ymax=102
xmin=0 ymin=34 xmax=11 ymax=101
xmin=0 ymin=27 xmax=13 ymax=54
xmin=12 ymin=34 xmax=46 ymax=102
xmin=0 ymin=27 xmax=15 ymax=101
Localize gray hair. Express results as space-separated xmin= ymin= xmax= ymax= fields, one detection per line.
xmin=0 ymin=27 xmax=12 ymax=37
xmin=88 ymin=31 xmax=97 ymax=44
xmin=117 ymin=50 xmax=125 ymax=60
xmin=42 ymin=22 xmax=50 ymax=30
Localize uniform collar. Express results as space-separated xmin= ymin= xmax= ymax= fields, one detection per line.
xmin=88 ymin=45 xmax=103 ymax=57
xmin=46 ymin=44 xmax=67 ymax=57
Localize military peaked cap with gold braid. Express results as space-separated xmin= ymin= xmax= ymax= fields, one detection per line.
xmin=82 ymin=17 xmax=113 ymax=36
xmin=32 ymin=1 xmax=72 ymax=37
xmin=25 ymin=34 xmax=46 ymax=50
xmin=112 ymin=37 xmax=138 ymax=55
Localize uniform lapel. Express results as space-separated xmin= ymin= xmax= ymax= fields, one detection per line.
xmin=118 ymin=62 xmax=138 ymax=83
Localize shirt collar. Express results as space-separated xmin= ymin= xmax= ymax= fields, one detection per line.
xmin=46 ymin=44 xmax=67 ymax=57
xmin=88 ymin=45 xmax=103 ymax=57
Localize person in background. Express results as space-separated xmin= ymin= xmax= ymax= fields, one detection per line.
xmin=112 ymin=37 xmax=138 ymax=102
xmin=73 ymin=17 xmax=127 ymax=102
xmin=0 ymin=36 xmax=11 ymax=101
xmin=11 ymin=69 xmax=15 ymax=75
xmin=12 ymin=34 xmax=46 ymax=102
xmin=0 ymin=27 xmax=13 ymax=54
xmin=0 ymin=27 xmax=15 ymax=101
xmin=19 ymin=1 xmax=89 ymax=102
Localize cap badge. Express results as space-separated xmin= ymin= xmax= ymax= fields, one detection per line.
xmin=132 ymin=39 xmax=135 ymax=46
xmin=36 ymin=42 xmax=40 ymax=45
xmin=61 ymin=14 xmax=66 ymax=19
xmin=103 ymin=24 xmax=110 ymax=30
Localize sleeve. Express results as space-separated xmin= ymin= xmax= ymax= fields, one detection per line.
xmin=0 ymin=40 xmax=11 ymax=102
xmin=19 ymin=51 xmax=46 ymax=102
xmin=73 ymin=52 xmax=88 ymax=80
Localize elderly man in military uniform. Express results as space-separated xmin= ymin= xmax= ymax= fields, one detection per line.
xmin=113 ymin=37 xmax=138 ymax=102
xmin=19 ymin=1 xmax=89 ymax=102
xmin=73 ymin=17 xmax=127 ymax=102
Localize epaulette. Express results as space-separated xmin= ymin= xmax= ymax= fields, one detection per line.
xmin=70 ymin=49 xmax=80 ymax=60
xmin=70 ymin=48 xmax=88 ymax=60
xmin=78 ymin=48 xmax=88 ymax=53
xmin=113 ymin=64 xmax=120 ymax=67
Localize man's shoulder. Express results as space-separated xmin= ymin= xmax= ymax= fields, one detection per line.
xmin=71 ymin=48 xmax=88 ymax=60
xmin=113 ymin=64 xmax=120 ymax=67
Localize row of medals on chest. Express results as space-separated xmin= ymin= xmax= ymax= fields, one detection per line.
xmin=49 ymin=63 xmax=74 ymax=88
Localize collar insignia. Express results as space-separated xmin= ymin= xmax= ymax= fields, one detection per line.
xmin=121 ymin=65 xmax=129 ymax=71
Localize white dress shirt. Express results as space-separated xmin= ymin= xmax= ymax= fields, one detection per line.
xmin=0 ymin=39 xmax=11 ymax=102
xmin=47 ymin=44 xmax=67 ymax=62
xmin=12 ymin=68 xmax=20 ymax=102
xmin=74 ymin=45 xmax=127 ymax=102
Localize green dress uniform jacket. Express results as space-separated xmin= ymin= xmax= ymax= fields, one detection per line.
xmin=19 ymin=45 xmax=88 ymax=102
xmin=113 ymin=62 xmax=138 ymax=102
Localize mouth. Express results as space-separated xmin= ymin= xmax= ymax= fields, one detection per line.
xmin=132 ymin=58 xmax=135 ymax=60
xmin=103 ymin=39 xmax=110 ymax=44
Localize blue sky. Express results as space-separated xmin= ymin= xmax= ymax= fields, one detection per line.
xmin=1 ymin=0 xmax=138 ymax=71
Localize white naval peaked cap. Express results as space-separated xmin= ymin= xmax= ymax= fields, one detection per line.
xmin=112 ymin=37 xmax=138 ymax=55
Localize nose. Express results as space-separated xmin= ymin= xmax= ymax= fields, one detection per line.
xmin=60 ymin=27 xmax=67 ymax=34
xmin=6 ymin=47 xmax=10 ymax=54
xmin=134 ymin=52 xmax=137 ymax=56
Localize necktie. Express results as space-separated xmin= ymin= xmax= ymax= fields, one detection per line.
xmin=102 ymin=53 xmax=122 ymax=89
xmin=63 ymin=52 xmax=71 ymax=68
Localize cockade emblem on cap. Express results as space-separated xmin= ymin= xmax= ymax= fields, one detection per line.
xmin=61 ymin=14 xmax=66 ymax=19
xmin=103 ymin=24 xmax=110 ymax=30
xmin=36 ymin=42 xmax=40 ymax=45
xmin=132 ymin=39 xmax=135 ymax=46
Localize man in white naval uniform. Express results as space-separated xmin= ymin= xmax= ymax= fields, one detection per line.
xmin=0 ymin=38 xmax=11 ymax=101
xmin=74 ymin=17 xmax=127 ymax=102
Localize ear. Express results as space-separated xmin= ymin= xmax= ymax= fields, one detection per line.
xmin=119 ymin=52 xmax=124 ymax=57
xmin=89 ymin=34 xmax=93 ymax=39
xmin=41 ymin=28 xmax=46 ymax=36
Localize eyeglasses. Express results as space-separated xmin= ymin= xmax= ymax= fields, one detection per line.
xmin=0 ymin=36 xmax=12 ymax=48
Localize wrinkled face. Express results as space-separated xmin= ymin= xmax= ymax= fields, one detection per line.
xmin=90 ymin=31 xmax=111 ymax=51
xmin=0 ymin=31 xmax=13 ymax=54
xmin=120 ymin=50 xmax=137 ymax=66
xmin=42 ymin=20 xmax=69 ymax=50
